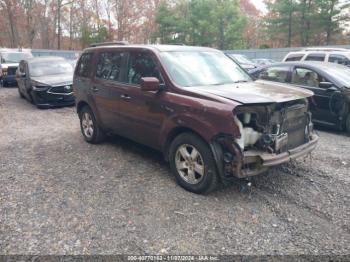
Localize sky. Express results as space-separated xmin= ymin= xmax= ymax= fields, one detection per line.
xmin=251 ymin=0 xmax=268 ymax=13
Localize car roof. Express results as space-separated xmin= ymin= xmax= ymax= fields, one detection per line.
xmin=263 ymin=61 xmax=347 ymax=69
xmin=84 ymin=44 xmax=219 ymax=53
xmin=302 ymin=47 xmax=349 ymax=52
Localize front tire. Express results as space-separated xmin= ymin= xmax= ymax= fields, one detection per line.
xmin=345 ymin=113 xmax=350 ymax=135
xmin=169 ymin=133 xmax=219 ymax=194
xmin=79 ymin=106 xmax=106 ymax=144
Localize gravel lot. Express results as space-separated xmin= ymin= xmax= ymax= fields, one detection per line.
xmin=0 ymin=87 xmax=349 ymax=255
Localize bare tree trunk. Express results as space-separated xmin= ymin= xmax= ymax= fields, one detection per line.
xmin=57 ymin=0 xmax=62 ymax=49
xmin=1 ymin=0 xmax=19 ymax=48
xmin=24 ymin=0 xmax=35 ymax=48
xmin=287 ymin=10 xmax=292 ymax=47
xmin=326 ymin=0 xmax=336 ymax=45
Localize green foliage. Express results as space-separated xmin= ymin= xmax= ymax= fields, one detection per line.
xmin=81 ymin=25 xmax=109 ymax=47
xmin=265 ymin=0 xmax=350 ymax=46
xmin=259 ymin=44 xmax=270 ymax=49
xmin=155 ymin=0 xmax=246 ymax=49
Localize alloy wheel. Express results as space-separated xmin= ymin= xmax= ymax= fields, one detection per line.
xmin=82 ymin=112 xmax=94 ymax=139
xmin=175 ymin=144 xmax=205 ymax=185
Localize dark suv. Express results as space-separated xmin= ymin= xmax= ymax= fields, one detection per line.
xmin=73 ymin=44 xmax=319 ymax=194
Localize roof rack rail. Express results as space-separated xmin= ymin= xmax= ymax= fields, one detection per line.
xmin=90 ymin=41 xmax=129 ymax=47
xmin=303 ymin=47 xmax=349 ymax=52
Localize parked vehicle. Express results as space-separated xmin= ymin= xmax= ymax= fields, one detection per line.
xmin=250 ymin=61 xmax=350 ymax=133
xmin=16 ymin=56 xmax=75 ymax=108
xmin=74 ymin=44 xmax=318 ymax=194
xmin=225 ymin=53 xmax=258 ymax=71
xmin=252 ymin=58 xmax=277 ymax=66
xmin=0 ymin=50 xmax=33 ymax=87
xmin=282 ymin=47 xmax=350 ymax=67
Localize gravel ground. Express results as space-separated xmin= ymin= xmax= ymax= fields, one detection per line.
xmin=0 ymin=87 xmax=349 ymax=255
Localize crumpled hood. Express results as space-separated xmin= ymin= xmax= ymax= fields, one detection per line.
xmin=31 ymin=74 xmax=73 ymax=87
xmin=190 ymin=80 xmax=314 ymax=104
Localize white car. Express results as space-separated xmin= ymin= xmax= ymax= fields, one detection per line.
xmin=282 ymin=47 xmax=350 ymax=67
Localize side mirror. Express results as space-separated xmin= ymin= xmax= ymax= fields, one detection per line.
xmin=319 ymin=82 xmax=333 ymax=89
xmin=141 ymin=77 xmax=160 ymax=92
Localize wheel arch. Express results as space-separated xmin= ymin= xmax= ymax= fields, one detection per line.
xmin=76 ymin=100 xmax=90 ymax=114
xmin=163 ymin=126 xmax=208 ymax=162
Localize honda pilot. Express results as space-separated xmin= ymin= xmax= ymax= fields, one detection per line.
xmin=73 ymin=44 xmax=319 ymax=194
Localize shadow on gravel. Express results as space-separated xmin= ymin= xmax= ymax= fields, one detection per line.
xmin=99 ymin=132 xmax=322 ymax=198
xmin=107 ymin=135 xmax=166 ymax=166
xmin=315 ymin=125 xmax=349 ymax=137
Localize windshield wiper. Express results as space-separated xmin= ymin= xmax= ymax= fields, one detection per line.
xmin=212 ymin=82 xmax=232 ymax=86
xmin=233 ymin=80 xmax=249 ymax=83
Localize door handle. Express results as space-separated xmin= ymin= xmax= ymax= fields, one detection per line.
xmin=91 ymin=86 xmax=99 ymax=92
xmin=120 ymin=94 xmax=131 ymax=100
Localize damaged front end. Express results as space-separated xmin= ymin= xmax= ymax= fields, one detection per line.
xmin=211 ymin=99 xmax=319 ymax=180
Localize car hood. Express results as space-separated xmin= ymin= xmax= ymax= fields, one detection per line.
xmin=1 ymin=63 xmax=18 ymax=69
xmin=31 ymin=74 xmax=73 ymax=86
xmin=190 ymin=80 xmax=314 ymax=104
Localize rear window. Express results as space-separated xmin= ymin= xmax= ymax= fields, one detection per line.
xmin=76 ymin=53 xmax=92 ymax=77
xmin=285 ymin=54 xmax=304 ymax=62
xmin=96 ymin=52 xmax=125 ymax=81
xmin=304 ymin=53 xmax=326 ymax=62
xmin=329 ymin=54 xmax=350 ymax=66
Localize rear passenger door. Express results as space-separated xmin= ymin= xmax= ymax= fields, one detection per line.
xmin=92 ymin=51 xmax=127 ymax=131
xmin=116 ymin=50 xmax=166 ymax=148
xmin=75 ymin=53 xmax=110 ymax=127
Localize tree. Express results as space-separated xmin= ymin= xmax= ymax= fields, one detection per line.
xmin=0 ymin=0 xmax=20 ymax=47
xmin=315 ymin=0 xmax=349 ymax=44
xmin=155 ymin=0 xmax=245 ymax=49
xmin=265 ymin=0 xmax=299 ymax=47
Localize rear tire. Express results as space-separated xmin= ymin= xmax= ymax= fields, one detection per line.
xmin=169 ymin=133 xmax=219 ymax=194
xmin=79 ymin=106 xmax=106 ymax=144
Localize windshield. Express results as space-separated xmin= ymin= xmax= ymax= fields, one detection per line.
xmin=228 ymin=54 xmax=253 ymax=64
xmin=29 ymin=60 xmax=73 ymax=77
xmin=160 ymin=51 xmax=251 ymax=87
xmin=1 ymin=52 xmax=33 ymax=63
xmin=327 ymin=66 xmax=350 ymax=87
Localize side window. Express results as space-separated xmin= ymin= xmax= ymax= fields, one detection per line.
xmin=76 ymin=53 xmax=92 ymax=77
xmin=258 ymin=66 xmax=290 ymax=83
xmin=291 ymin=67 xmax=326 ymax=88
xmin=304 ymin=53 xmax=326 ymax=62
xmin=285 ymin=54 xmax=304 ymax=62
xmin=127 ymin=52 xmax=163 ymax=85
xmin=96 ymin=52 xmax=125 ymax=81
xmin=329 ymin=54 xmax=350 ymax=66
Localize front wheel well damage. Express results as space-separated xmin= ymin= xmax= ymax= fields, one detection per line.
xmin=210 ymin=134 xmax=244 ymax=182
xmin=163 ymin=127 xmax=207 ymax=162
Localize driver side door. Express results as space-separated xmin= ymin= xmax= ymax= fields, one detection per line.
xmin=291 ymin=67 xmax=336 ymax=125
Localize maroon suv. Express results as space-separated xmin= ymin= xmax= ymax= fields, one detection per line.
xmin=73 ymin=44 xmax=319 ymax=194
